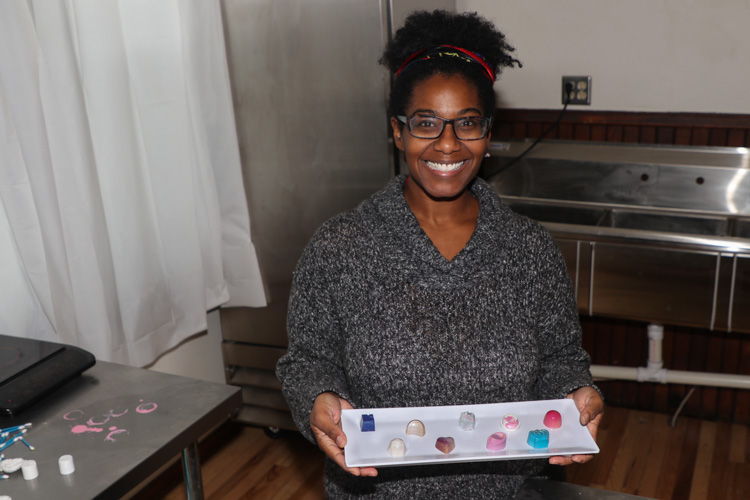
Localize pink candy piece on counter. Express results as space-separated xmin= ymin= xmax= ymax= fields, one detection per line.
xmin=486 ymin=432 xmax=507 ymax=451
xmin=502 ymin=414 xmax=520 ymax=431
xmin=435 ymin=436 xmax=455 ymax=454
xmin=543 ymin=410 xmax=562 ymax=429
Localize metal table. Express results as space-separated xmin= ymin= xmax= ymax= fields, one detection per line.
xmin=0 ymin=361 xmax=241 ymax=499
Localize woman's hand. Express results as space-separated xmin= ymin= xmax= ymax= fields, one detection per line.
xmin=310 ymin=392 xmax=378 ymax=477
xmin=548 ymin=386 xmax=604 ymax=466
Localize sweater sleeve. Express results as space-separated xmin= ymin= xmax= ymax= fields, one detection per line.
xmin=276 ymin=225 xmax=352 ymax=443
xmin=532 ymin=231 xmax=601 ymax=401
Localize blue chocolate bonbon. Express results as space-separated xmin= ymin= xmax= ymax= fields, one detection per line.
xmin=360 ymin=414 xmax=375 ymax=432
xmin=527 ymin=429 xmax=549 ymax=448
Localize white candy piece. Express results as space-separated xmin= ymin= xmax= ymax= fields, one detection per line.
xmin=21 ymin=459 xmax=38 ymax=480
xmin=386 ymin=438 xmax=406 ymax=457
xmin=405 ymin=419 xmax=425 ymax=437
xmin=1 ymin=458 xmax=24 ymax=473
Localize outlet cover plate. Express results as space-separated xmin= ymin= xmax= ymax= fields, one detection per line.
xmin=562 ymin=76 xmax=591 ymax=105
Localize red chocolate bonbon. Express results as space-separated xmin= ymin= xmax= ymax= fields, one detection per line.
xmin=543 ymin=410 xmax=562 ymax=429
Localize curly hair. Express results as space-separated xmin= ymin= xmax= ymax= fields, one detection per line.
xmin=380 ymin=10 xmax=521 ymax=119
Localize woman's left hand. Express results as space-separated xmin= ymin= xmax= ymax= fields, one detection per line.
xmin=548 ymin=386 xmax=604 ymax=466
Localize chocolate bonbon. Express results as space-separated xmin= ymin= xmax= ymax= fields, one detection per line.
xmin=458 ymin=411 xmax=475 ymax=431
xmin=387 ymin=438 xmax=406 ymax=457
xmin=527 ymin=429 xmax=549 ymax=449
xmin=502 ymin=414 xmax=519 ymax=431
xmin=486 ymin=432 xmax=507 ymax=451
xmin=360 ymin=414 xmax=375 ymax=432
xmin=405 ymin=419 xmax=425 ymax=436
xmin=543 ymin=410 xmax=562 ymax=429
xmin=435 ymin=436 xmax=455 ymax=454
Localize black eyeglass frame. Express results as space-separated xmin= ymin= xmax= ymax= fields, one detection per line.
xmin=396 ymin=114 xmax=492 ymax=141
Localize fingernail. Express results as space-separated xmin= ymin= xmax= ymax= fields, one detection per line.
xmin=336 ymin=436 xmax=345 ymax=448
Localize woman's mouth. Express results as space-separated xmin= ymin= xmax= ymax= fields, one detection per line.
xmin=424 ymin=160 xmax=466 ymax=172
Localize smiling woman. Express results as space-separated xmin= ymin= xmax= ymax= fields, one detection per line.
xmin=393 ymin=74 xmax=490 ymax=258
xmin=276 ymin=10 xmax=603 ymax=500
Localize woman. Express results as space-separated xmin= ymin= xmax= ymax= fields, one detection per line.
xmin=277 ymin=10 xmax=603 ymax=499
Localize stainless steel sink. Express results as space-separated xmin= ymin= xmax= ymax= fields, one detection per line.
xmin=485 ymin=140 xmax=750 ymax=333
xmin=602 ymin=210 xmax=729 ymax=236
xmin=506 ymin=200 xmax=750 ymax=239
xmin=505 ymin=202 xmax=608 ymax=227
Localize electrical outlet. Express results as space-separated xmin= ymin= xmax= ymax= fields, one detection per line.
xmin=562 ymin=76 xmax=591 ymax=105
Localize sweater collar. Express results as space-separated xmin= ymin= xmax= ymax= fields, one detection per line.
xmin=371 ymin=174 xmax=507 ymax=276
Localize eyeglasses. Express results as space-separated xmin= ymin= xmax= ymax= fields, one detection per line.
xmin=397 ymin=114 xmax=491 ymax=141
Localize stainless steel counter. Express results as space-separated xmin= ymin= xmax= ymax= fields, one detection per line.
xmin=0 ymin=361 xmax=241 ymax=499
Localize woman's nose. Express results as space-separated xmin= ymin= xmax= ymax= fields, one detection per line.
xmin=433 ymin=122 xmax=461 ymax=153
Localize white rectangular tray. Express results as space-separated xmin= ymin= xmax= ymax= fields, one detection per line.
xmin=342 ymin=399 xmax=598 ymax=467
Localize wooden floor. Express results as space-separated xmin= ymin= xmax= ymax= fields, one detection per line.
xmin=139 ymin=406 xmax=750 ymax=500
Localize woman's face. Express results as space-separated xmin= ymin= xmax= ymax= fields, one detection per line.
xmin=391 ymin=74 xmax=490 ymax=201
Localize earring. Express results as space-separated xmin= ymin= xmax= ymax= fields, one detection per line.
xmin=485 ymin=152 xmax=491 ymax=158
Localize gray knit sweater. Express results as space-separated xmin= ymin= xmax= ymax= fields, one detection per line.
xmin=276 ymin=175 xmax=596 ymax=499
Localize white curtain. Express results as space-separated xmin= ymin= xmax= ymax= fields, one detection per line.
xmin=0 ymin=0 xmax=266 ymax=366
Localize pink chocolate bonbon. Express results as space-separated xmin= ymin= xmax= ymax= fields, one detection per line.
xmin=435 ymin=436 xmax=455 ymax=454
xmin=486 ymin=432 xmax=507 ymax=451
xmin=543 ymin=410 xmax=562 ymax=429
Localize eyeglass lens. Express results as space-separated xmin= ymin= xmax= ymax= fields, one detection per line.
xmin=407 ymin=115 xmax=489 ymax=140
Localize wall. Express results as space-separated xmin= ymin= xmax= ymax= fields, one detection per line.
xmin=459 ymin=0 xmax=750 ymax=113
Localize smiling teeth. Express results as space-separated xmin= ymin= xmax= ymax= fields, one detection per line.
xmin=425 ymin=160 xmax=465 ymax=172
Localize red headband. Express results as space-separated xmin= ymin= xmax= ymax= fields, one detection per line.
xmin=394 ymin=45 xmax=495 ymax=82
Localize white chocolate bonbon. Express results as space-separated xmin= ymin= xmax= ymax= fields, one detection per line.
xmin=387 ymin=438 xmax=406 ymax=457
xmin=502 ymin=414 xmax=520 ymax=431
xmin=405 ymin=419 xmax=425 ymax=436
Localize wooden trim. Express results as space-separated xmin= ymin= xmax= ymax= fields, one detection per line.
xmin=494 ymin=109 xmax=750 ymax=129
xmin=491 ymin=109 xmax=750 ymax=147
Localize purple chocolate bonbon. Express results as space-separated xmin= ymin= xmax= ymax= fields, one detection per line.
xmin=435 ymin=436 xmax=455 ymax=454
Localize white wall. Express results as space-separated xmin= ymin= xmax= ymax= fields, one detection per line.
xmin=460 ymin=0 xmax=750 ymax=113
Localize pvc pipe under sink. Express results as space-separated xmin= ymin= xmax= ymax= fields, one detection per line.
xmin=591 ymin=364 xmax=750 ymax=390
xmin=590 ymin=323 xmax=750 ymax=390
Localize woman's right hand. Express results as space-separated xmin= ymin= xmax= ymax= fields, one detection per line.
xmin=310 ymin=392 xmax=378 ymax=477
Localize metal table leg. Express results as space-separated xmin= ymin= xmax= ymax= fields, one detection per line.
xmin=181 ymin=441 xmax=205 ymax=500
